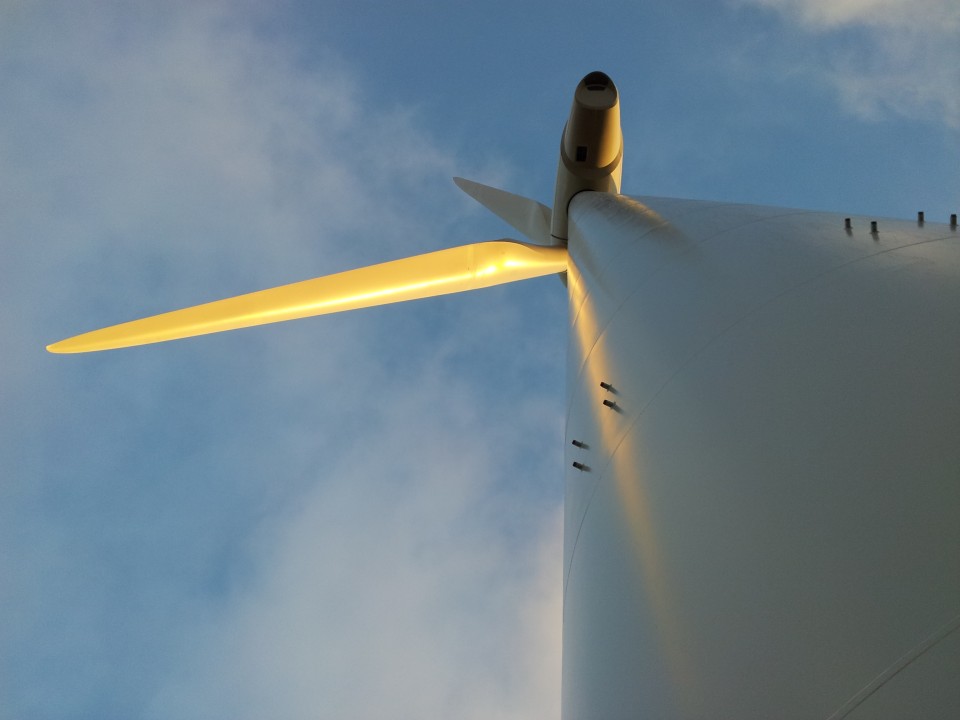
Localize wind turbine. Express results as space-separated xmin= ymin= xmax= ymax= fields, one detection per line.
xmin=48 ymin=72 xmax=960 ymax=719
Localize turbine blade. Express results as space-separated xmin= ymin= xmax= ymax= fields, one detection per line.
xmin=47 ymin=240 xmax=567 ymax=354
xmin=454 ymin=177 xmax=553 ymax=245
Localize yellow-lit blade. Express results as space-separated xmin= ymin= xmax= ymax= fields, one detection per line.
xmin=47 ymin=240 xmax=567 ymax=354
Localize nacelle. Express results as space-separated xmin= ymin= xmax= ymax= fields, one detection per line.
xmin=550 ymin=72 xmax=623 ymax=242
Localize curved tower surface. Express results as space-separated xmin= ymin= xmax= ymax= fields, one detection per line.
xmin=562 ymin=191 xmax=960 ymax=718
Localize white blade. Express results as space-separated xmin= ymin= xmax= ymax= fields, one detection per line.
xmin=47 ymin=240 xmax=567 ymax=353
xmin=454 ymin=177 xmax=554 ymax=245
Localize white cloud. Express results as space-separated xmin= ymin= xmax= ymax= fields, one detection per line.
xmin=739 ymin=0 xmax=960 ymax=126
xmin=746 ymin=0 xmax=958 ymax=28
xmin=150 ymin=432 xmax=563 ymax=719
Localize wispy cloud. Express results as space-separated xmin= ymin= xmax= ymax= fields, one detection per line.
xmin=739 ymin=0 xmax=960 ymax=126
xmin=746 ymin=0 xmax=958 ymax=27
xmin=150 ymin=429 xmax=563 ymax=719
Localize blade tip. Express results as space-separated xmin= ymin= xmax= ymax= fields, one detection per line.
xmin=46 ymin=339 xmax=79 ymax=354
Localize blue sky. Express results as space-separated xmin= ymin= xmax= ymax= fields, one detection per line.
xmin=1 ymin=1 xmax=956 ymax=718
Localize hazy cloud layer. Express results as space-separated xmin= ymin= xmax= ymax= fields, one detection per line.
xmin=741 ymin=0 xmax=960 ymax=126
xmin=1 ymin=2 xmax=563 ymax=718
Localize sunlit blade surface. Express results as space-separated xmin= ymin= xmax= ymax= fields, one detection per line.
xmin=47 ymin=240 xmax=567 ymax=353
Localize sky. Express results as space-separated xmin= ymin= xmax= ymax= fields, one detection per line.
xmin=1 ymin=1 xmax=957 ymax=718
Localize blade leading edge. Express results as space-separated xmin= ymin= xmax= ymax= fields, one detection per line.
xmin=47 ymin=240 xmax=567 ymax=354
